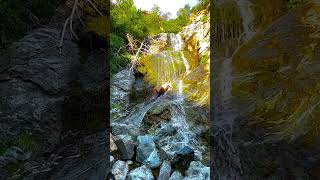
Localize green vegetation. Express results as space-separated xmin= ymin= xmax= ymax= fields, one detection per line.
xmin=109 ymin=0 xmax=203 ymax=75
xmin=287 ymin=0 xmax=308 ymax=9
xmin=163 ymin=5 xmax=192 ymax=34
xmin=0 ymin=134 xmax=39 ymax=155
xmin=191 ymin=0 xmax=210 ymax=13
xmin=250 ymin=0 xmax=309 ymax=30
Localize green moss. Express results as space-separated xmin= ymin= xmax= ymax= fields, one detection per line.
xmin=0 ymin=134 xmax=39 ymax=156
xmin=201 ymin=14 xmax=209 ymax=23
xmin=200 ymin=54 xmax=209 ymax=64
xmin=287 ymin=0 xmax=308 ymax=10
xmin=16 ymin=134 xmax=39 ymax=152
xmin=111 ymin=103 xmax=123 ymax=110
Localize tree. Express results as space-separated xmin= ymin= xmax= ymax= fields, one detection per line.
xmin=162 ymin=12 xmax=172 ymax=20
xmin=143 ymin=5 xmax=164 ymax=35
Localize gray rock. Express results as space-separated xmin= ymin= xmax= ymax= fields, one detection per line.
xmin=143 ymin=149 xmax=161 ymax=169
xmin=127 ymin=165 xmax=154 ymax=180
xmin=111 ymin=123 xmax=140 ymax=138
xmin=110 ymin=69 xmax=134 ymax=120
xmin=111 ymin=160 xmax=129 ymax=180
xmin=149 ymin=103 xmax=171 ymax=115
xmin=158 ymin=160 xmax=171 ymax=180
xmin=3 ymin=146 xmax=31 ymax=161
xmin=110 ymin=134 xmax=118 ymax=152
xmin=110 ymin=156 xmax=114 ymax=164
xmin=184 ymin=161 xmax=210 ymax=180
xmin=136 ymin=135 xmax=155 ymax=162
xmin=133 ymin=78 xmax=146 ymax=92
xmin=110 ymin=69 xmax=134 ymax=105
xmin=194 ymin=150 xmax=203 ymax=161
xmin=169 ymin=171 xmax=183 ymax=180
xmin=0 ymin=26 xmax=80 ymax=151
xmin=114 ymin=134 xmax=135 ymax=160
xmin=111 ymin=69 xmax=134 ymax=92
xmin=37 ymin=131 xmax=108 ymax=180
xmin=0 ymin=24 xmax=106 ymax=154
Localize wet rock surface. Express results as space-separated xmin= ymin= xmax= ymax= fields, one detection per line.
xmin=169 ymin=171 xmax=183 ymax=180
xmin=158 ymin=160 xmax=172 ymax=180
xmin=110 ymin=160 xmax=129 ymax=180
xmin=212 ymin=1 xmax=320 ymax=179
xmin=185 ymin=161 xmax=210 ymax=180
xmin=127 ymin=165 xmax=154 ymax=180
xmin=114 ymin=134 xmax=135 ymax=160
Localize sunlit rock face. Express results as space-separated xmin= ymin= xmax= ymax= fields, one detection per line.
xmin=232 ymin=3 xmax=320 ymax=144
xmin=138 ymin=9 xmax=210 ymax=106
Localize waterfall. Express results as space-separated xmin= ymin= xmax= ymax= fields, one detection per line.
xmin=178 ymin=80 xmax=183 ymax=96
xmin=213 ymin=0 xmax=256 ymax=178
xmin=170 ymin=33 xmax=184 ymax=51
xmin=181 ymin=52 xmax=190 ymax=74
xmin=118 ymin=32 xmax=200 ymax=160
xmin=235 ymin=0 xmax=255 ymax=40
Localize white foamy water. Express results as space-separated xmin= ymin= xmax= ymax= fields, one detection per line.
xmin=235 ymin=0 xmax=255 ymax=40
xmin=181 ymin=52 xmax=190 ymax=74
xmin=170 ymin=33 xmax=184 ymax=51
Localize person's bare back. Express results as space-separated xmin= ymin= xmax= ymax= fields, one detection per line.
xmin=152 ymin=82 xmax=173 ymax=99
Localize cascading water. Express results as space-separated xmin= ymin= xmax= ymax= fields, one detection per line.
xmin=213 ymin=0 xmax=256 ymax=179
xmin=117 ymin=33 xmax=201 ymax=160
xmin=235 ymin=0 xmax=255 ymax=40
xmin=170 ymin=33 xmax=184 ymax=51
xmin=181 ymin=52 xmax=190 ymax=74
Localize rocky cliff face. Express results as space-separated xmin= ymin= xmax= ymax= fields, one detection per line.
xmin=233 ymin=3 xmax=320 ymax=144
xmin=0 ymin=6 xmax=107 ymax=180
xmin=212 ymin=0 xmax=320 ymax=178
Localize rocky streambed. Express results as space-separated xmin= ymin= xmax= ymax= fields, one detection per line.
xmin=108 ymin=19 xmax=210 ymax=179
xmin=109 ymin=68 xmax=210 ymax=180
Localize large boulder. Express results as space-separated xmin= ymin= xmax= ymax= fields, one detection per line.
xmin=110 ymin=160 xmax=129 ymax=180
xmin=169 ymin=171 xmax=183 ymax=180
xmin=0 ymin=22 xmax=107 ymax=152
xmin=0 ymin=25 xmax=79 ymax=151
xmin=184 ymin=161 xmax=210 ymax=180
xmin=110 ymin=68 xmax=135 ymax=120
xmin=113 ymin=134 xmax=135 ymax=160
xmin=136 ymin=135 xmax=161 ymax=169
xmin=127 ymin=165 xmax=154 ymax=180
xmin=158 ymin=160 xmax=172 ymax=180
xmin=136 ymin=135 xmax=156 ymax=163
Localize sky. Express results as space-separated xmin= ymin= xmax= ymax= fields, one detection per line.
xmin=133 ymin=0 xmax=198 ymax=19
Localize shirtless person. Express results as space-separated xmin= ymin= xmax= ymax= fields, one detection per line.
xmin=153 ymin=82 xmax=173 ymax=99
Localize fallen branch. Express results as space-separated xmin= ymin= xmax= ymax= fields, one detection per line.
xmin=59 ymin=0 xmax=105 ymax=53
xmin=59 ymin=0 xmax=79 ymax=53
xmin=128 ymin=37 xmax=146 ymax=75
